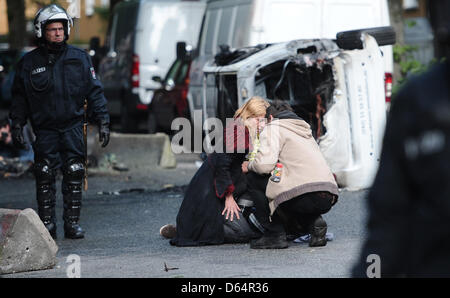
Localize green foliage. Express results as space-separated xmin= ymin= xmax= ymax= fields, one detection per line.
xmin=392 ymin=43 xmax=439 ymax=95
xmin=94 ymin=6 xmax=110 ymax=22
xmin=394 ymin=44 xmax=426 ymax=74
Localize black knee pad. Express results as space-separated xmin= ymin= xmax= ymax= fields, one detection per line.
xmin=63 ymin=158 xmax=85 ymax=181
xmin=34 ymin=159 xmax=56 ymax=184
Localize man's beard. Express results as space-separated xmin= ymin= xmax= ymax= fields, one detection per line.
xmin=47 ymin=40 xmax=66 ymax=51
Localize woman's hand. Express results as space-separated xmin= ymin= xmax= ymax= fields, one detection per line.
xmin=222 ymin=193 xmax=241 ymax=221
xmin=241 ymin=161 xmax=249 ymax=173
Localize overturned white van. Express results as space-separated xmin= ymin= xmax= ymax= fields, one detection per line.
xmin=201 ymin=29 xmax=395 ymax=189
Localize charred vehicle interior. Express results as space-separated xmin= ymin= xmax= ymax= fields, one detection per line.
xmin=213 ymin=42 xmax=337 ymax=140
xmin=202 ymin=27 xmax=396 ymax=189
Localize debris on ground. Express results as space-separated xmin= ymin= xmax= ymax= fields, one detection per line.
xmin=0 ymin=156 xmax=33 ymax=178
xmin=96 ymin=185 xmax=188 ymax=196
xmin=88 ymin=153 xmax=129 ymax=175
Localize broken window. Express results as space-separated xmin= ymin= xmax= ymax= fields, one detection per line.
xmin=216 ymin=74 xmax=238 ymax=123
xmin=255 ymin=56 xmax=335 ymax=140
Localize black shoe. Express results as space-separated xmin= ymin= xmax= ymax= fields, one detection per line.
xmin=309 ymin=216 xmax=327 ymax=247
xmin=250 ymin=233 xmax=288 ymax=249
xmin=64 ymin=223 xmax=85 ymax=239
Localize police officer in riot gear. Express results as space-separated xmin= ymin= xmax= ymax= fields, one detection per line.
xmin=352 ymin=3 xmax=450 ymax=277
xmin=9 ymin=4 xmax=110 ymax=239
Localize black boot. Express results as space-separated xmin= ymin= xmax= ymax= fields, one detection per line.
xmin=309 ymin=216 xmax=327 ymax=247
xmin=250 ymin=233 xmax=288 ymax=249
xmin=37 ymin=194 xmax=57 ymax=239
xmin=34 ymin=160 xmax=57 ymax=239
xmin=62 ymin=159 xmax=85 ymax=239
xmin=63 ymin=190 xmax=85 ymax=239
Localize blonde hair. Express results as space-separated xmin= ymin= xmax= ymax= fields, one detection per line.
xmin=234 ymin=96 xmax=270 ymax=121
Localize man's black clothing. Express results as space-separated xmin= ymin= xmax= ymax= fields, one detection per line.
xmin=10 ymin=44 xmax=109 ymax=131
xmin=246 ymin=172 xmax=334 ymax=236
xmin=352 ymin=61 xmax=450 ymax=277
xmin=10 ymin=43 xmax=109 ymax=167
xmin=10 ymin=42 xmax=109 ymax=239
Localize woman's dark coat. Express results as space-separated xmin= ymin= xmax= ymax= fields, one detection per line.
xmin=170 ymin=125 xmax=250 ymax=246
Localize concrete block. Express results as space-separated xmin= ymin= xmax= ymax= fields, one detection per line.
xmin=0 ymin=208 xmax=58 ymax=275
xmin=89 ymin=132 xmax=177 ymax=171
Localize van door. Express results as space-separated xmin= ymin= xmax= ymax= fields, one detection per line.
xmin=255 ymin=0 xmax=321 ymax=44
xmin=98 ymin=1 xmax=139 ymax=117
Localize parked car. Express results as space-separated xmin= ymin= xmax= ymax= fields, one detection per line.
xmin=184 ymin=0 xmax=394 ymax=137
xmin=199 ymin=27 xmax=396 ymax=190
xmin=148 ymin=42 xmax=193 ymax=134
xmin=97 ymin=0 xmax=206 ymax=132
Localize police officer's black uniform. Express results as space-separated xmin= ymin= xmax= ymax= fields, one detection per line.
xmin=9 ymin=5 xmax=110 ymax=239
xmin=351 ymin=61 xmax=450 ymax=277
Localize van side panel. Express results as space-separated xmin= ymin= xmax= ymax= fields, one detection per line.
xmin=99 ymin=0 xmax=139 ymax=116
xmin=199 ymin=0 xmax=253 ymax=56
xmin=134 ymin=1 xmax=206 ymax=105
xmin=190 ymin=0 xmax=252 ymax=118
xmin=253 ymin=0 xmax=322 ymax=44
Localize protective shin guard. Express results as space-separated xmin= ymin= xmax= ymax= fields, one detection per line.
xmin=62 ymin=160 xmax=85 ymax=239
xmin=34 ymin=160 xmax=57 ymax=239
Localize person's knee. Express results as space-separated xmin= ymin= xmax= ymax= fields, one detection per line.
xmin=34 ymin=158 xmax=56 ymax=184
xmin=62 ymin=158 xmax=84 ymax=194
xmin=63 ymin=158 xmax=85 ymax=182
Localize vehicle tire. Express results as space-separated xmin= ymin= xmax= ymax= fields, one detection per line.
xmin=120 ymin=104 xmax=138 ymax=133
xmin=147 ymin=110 xmax=158 ymax=134
xmin=336 ymin=26 xmax=396 ymax=50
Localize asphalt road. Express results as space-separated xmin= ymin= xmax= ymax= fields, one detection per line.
xmin=0 ymin=156 xmax=369 ymax=278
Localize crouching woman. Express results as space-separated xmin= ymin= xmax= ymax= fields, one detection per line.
xmin=162 ymin=96 xmax=269 ymax=246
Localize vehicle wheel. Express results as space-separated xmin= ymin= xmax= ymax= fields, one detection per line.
xmin=120 ymin=104 xmax=138 ymax=133
xmin=148 ymin=110 xmax=158 ymax=134
xmin=336 ymin=26 xmax=396 ymax=50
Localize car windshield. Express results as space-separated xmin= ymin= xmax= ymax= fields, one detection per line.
xmin=164 ymin=59 xmax=190 ymax=85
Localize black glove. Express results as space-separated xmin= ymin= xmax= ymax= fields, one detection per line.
xmin=11 ymin=124 xmax=26 ymax=149
xmin=99 ymin=121 xmax=110 ymax=148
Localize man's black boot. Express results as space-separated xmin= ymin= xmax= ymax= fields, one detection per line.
xmin=38 ymin=200 xmax=57 ymax=239
xmin=62 ymin=159 xmax=85 ymax=239
xmin=35 ymin=160 xmax=57 ymax=239
xmin=64 ymin=222 xmax=85 ymax=239
xmin=309 ymin=216 xmax=327 ymax=247
xmin=63 ymin=195 xmax=85 ymax=239
xmin=250 ymin=233 xmax=288 ymax=249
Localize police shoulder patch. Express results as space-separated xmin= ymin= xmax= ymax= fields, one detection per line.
xmin=90 ymin=67 xmax=97 ymax=80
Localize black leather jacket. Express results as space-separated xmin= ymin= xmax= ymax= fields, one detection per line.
xmin=10 ymin=44 xmax=109 ymax=131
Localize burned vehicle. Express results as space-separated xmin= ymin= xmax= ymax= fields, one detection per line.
xmin=200 ymin=27 xmax=396 ymax=190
